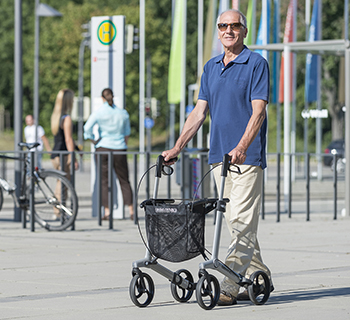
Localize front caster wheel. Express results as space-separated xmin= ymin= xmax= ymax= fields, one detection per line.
xmin=195 ymin=273 xmax=220 ymax=310
xmin=248 ymin=270 xmax=270 ymax=305
xmin=170 ymin=269 xmax=195 ymax=302
xmin=129 ymin=272 xmax=155 ymax=307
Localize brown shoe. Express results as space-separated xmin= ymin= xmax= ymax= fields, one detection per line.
xmin=237 ymin=285 xmax=274 ymax=301
xmin=217 ymin=291 xmax=237 ymax=306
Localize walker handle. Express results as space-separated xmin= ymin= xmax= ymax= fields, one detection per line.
xmin=221 ymin=154 xmax=231 ymax=177
xmin=155 ymin=155 xmax=178 ymax=178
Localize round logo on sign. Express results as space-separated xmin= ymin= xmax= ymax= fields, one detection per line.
xmin=97 ymin=20 xmax=117 ymax=45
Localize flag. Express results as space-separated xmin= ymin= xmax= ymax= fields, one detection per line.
xmin=168 ymin=0 xmax=185 ymax=104
xmin=305 ymin=0 xmax=320 ymax=103
xmin=272 ymin=0 xmax=280 ymax=104
xmin=211 ymin=0 xmax=229 ymax=57
xmin=232 ymin=0 xmax=239 ymax=10
xmin=245 ymin=0 xmax=254 ymax=45
xmin=255 ymin=0 xmax=270 ymax=58
xmin=278 ymin=0 xmax=296 ymax=103
xmin=203 ymin=0 xmax=217 ymax=65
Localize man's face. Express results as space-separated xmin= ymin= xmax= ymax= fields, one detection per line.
xmin=25 ymin=116 xmax=34 ymax=126
xmin=217 ymin=11 xmax=247 ymax=50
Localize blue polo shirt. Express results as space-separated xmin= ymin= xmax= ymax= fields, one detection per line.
xmin=198 ymin=46 xmax=269 ymax=168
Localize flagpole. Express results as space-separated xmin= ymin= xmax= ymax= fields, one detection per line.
xmin=197 ymin=0 xmax=203 ymax=148
xmin=291 ymin=0 xmax=297 ymax=181
xmin=284 ymin=44 xmax=291 ymax=210
xmin=139 ymin=0 xmax=145 ymax=174
xmin=304 ymin=0 xmax=311 ymax=170
xmin=273 ymin=0 xmax=281 ymax=153
xmin=169 ymin=0 xmax=176 ymax=149
xmin=316 ymin=0 xmax=323 ymax=180
xmin=345 ymin=0 xmax=349 ymax=41
xmin=179 ymin=0 xmax=187 ymax=133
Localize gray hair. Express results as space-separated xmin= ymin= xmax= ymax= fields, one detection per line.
xmin=216 ymin=9 xmax=247 ymax=28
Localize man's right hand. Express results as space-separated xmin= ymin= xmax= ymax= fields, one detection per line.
xmin=162 ymin=148 xmax=180 ymax=165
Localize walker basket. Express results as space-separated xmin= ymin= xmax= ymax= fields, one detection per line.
xmin=142 ymin=199 xmax=215 ymax=263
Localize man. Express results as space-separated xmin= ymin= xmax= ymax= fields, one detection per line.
xmin=162 ymin=9 xmax=272 ymax=305
xmin=24 ymin=114 xmax=51 ymax=169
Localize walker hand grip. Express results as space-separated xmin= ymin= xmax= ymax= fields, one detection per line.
xmin=156 ymin=155 xmax=178 ymax=178
xmin=156 ymin=155 xmax=164 ymax=178
xmin=221 ymin=154 xmax=231 ymax=177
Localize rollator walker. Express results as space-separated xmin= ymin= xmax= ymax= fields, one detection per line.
xmin=129 ymin=154 xmax=270 ymax=310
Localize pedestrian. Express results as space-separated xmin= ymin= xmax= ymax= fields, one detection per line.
xmin=50 ymin=89 xmax=79 ymax=177
xmin=83 ymin=88 xmax=134 ymax=221
xmin=162 ymin=9 xmax=273 ymax=306
xmin=24 ymin=114 xmax=51 ymax=169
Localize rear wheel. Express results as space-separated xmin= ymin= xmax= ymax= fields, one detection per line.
xmin=29 ymin=170 xmax=78 ymax=231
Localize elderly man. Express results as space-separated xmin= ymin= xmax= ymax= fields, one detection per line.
xmin=162 ymin=9 xmax=273 ymax=306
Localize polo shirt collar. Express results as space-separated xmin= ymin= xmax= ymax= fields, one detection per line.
xmin=215 ymin=45 xmax=251 ymax=65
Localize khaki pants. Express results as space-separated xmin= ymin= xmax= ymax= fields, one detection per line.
xmin=212 ymin=164 xmax=271 ymax=297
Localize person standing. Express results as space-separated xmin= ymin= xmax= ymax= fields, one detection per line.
xmin=83 ymin=88 xmax=134 ymax=221
xmin=50 ymin=89 xmax=79 ymax=177
xmin=24 ymin=114 xmax=51 ymax=169
xmin=162 ymin=9 xmax=273 ymax=306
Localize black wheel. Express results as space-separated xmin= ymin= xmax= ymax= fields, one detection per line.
xmin=195 ymin=273 xmax=220 ymax=310
xmin=29 ymin=170 xmax=78 ymax=231
xmin=129 ymin=272 xmax=155 ymax=307
xmin=247 ymin=271 xmax=270 ymax=305
xmin=0 ymin=187 xmax=3 ymax=211
xmin=170 ymin=269 xmax=195 ymax=303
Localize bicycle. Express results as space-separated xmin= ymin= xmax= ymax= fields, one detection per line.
xmin=0 ymin=142 xmax=78 ymax=231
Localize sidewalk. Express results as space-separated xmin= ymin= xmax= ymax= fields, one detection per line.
xmin=1 ymin=205 xmax=350 ymax=319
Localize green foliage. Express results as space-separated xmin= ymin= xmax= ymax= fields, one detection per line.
xmin=0 ymin=0 xmax=347 ymax=152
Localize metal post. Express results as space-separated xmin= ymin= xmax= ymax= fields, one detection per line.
xmin=283 ymin=45 xmax=291 ymax=212
xmin=139 ymin=0 xmax=145 ymax=175
xmin=108 ymin=151 xmax=113 ymax=229
xmin=34 ymin=0 xmax=40 ymax=158
xmin=345 ymin=47 xmax=350 ymax=217
xmin=78 ymin=39 xmax=87 ymax=171
xmin=179 ymin=0 xmax=187 ymax=133
xmin=306 ymin=153 xmax=310 ymax=221
xmin=277 ymin=153 xmax=280 ymax=222
xmin=333 ymin=154 xmax=337 ymax=220
xmin=97 ymin=153 xmax=102 ymax=225
xmin=146 ymin=152 xmax=150 ymax=200
xmin=288 ymin=153 xmax=292 ymax=218
xmin=30 ymin=151 xmax=35 ymax=232
xmin=133 ymin=153 xmax=138 ymax=224
xmin=14 ymin=0 xmax=23 ymax=222
xmin=70 ymin=151 xmax=75 ymax=230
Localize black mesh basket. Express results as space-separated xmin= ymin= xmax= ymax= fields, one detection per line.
xmin=144 ymin=200 xmax=207 ymax=263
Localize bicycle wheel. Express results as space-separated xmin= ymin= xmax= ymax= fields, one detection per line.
xmin=29 ymin=170 xmax=78 ymax=231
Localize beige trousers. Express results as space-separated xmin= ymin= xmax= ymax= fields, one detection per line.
xmin=213 ymin=164 xmax=271 ymax=297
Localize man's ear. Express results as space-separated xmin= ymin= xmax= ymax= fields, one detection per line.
xmin=244 ymin=28 xmax=248 ymax=38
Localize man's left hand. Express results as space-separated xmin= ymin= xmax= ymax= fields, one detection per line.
xmin=228 ymin=148 xmax=246 ymax=165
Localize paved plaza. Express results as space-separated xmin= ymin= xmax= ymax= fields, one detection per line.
xmin=0 ymin=159 xmax=349 ymax=319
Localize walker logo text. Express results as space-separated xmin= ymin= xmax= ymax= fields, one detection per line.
xmin=154 ymin=207 xmax=178 ymax=214
xmin=97 ymin=20 xmax=117 ymax=45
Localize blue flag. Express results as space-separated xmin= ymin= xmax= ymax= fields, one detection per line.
xmin=305 ymin=0 xmax=320 ymax=103
xmin=255 ymin=0 xmax=270 ymax=58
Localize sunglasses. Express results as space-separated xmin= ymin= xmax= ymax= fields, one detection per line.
xmin=217 ymin=22 xmax=243 ymax=31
